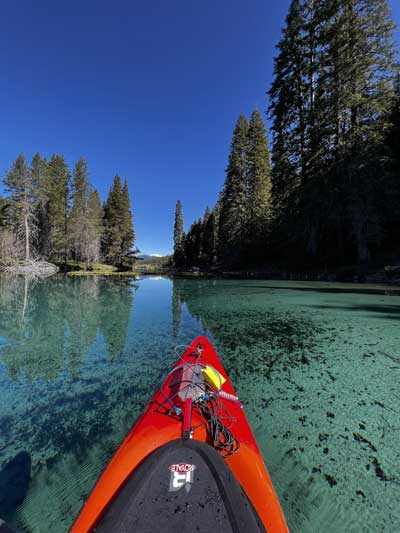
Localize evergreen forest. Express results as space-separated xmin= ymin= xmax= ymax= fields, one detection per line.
xmin=174 ymin=0 xmax=400 ymax=276
xmin=2 ymin=0 xmax=399 ymax=277
xmin=0 ymin=154 xmax=135 ymax=269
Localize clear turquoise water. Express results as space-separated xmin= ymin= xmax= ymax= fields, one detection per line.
xmin=0 ymin=275 xmax=399 ymax=532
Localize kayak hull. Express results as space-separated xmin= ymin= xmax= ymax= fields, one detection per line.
xmin=71 ymin=336 xmax=288 ymax=533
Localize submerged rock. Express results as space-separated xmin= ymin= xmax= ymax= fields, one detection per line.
xmin=0 ymin=260 xmax=58 ymax=277
xmin=324 ymin=474 xmax=337 ymax=487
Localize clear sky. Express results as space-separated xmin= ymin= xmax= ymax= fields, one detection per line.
xmin=1 ymin=1 xmax=399 ymax=255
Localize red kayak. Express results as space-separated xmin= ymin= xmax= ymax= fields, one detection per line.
xmin=71 ymin=336 xmax=288 ymax=532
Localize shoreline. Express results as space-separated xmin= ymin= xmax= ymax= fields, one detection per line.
xmin=164 ymin=267 xmax=400 ymax=287
xmin=1 ymin=260 xmax=400 ymax=288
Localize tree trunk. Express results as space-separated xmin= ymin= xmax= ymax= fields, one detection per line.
xmin=24 ymin=213 xmax=30 ymax=260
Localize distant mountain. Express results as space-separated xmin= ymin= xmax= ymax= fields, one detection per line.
xmin=138 ymin=254 xmax=168 ymax=261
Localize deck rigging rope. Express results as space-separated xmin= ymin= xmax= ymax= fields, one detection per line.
xmin=155 ymin=349 xmax=241 ymax=457
xmin=197 ymin=395 xmax=240 ymax=456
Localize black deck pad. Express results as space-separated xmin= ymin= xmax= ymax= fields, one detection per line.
xmin=93 ymin=439 xmax=266 ymax=533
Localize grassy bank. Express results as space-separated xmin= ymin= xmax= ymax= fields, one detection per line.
xmin=60 ymin=261 xmax=136 ymax=277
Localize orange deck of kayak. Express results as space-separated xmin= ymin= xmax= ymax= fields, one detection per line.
xmin=71 ymin=336 xmax=288 ymax=533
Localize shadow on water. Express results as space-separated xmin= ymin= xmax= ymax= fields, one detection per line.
xmin=0 ymin=451 xmax=31 ymax=519
xmin=235 ymin=284 xmax=400 ymax=297
xmin=171 ymin=278 xmax=324 ymax=379
xmin=308 ymin=303 xmax=400 ymax=318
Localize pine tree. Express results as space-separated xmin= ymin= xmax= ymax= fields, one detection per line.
xmin=102 ymin=175 xmax=133 ymax=265
xmin=212 ymin=195 xmax=222 ymax=262
xmin=331 ymin=0 xmax=395 ymax=156
xmin=45 ymin=155 xmax=70 ymax=261
xmin=102 ymin=175 xmax=122 ymax=264
xmin=268 ymin=0 xmax=397 ymax=265
xmin=121 ymin=180 xmax=135 ymax=259
xmin=0 ymin=195 xmax=17 ymax=260
xmin=268 ymin=0 xmax=309 ymax=215
xmin=3 ymin=154 xmax=36 ymax=259
xmin=327 ymin=0 xmax=396 ymax=265
xmin=31 ymin=153 xmax=48 ymax=257
xmin=69 ymin=158 xmax=90 ymax=261
xmin=218 ymin=114 xmax=249 ymax=265
xmin=86 ymin=189 xmax=103 ymax=263
xmin=173 ymin=200 xmax=185 ymax=267
xmin=184 ymin=219 xmax=203 ymax=267
xmin=383 ymin=71 xmax=400 ymax=243
xmin=0 ymin=195 xmax=11 ymax=229
xmin=246 ymin=110 xmax=273 ymax=261
xmin=387 ymin=73 xmax=400 ymax=163
xmin=202 ymin=206 xmax=217 ymax=266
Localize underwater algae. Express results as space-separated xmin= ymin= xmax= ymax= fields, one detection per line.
xmin=0 ymin=276 xmax=399 ymax=532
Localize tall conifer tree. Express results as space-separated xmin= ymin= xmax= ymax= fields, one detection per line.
xmin=0 ymin=195 xmax=9 ymax=228
xmin=387 ymin=73 xmax=400 ymax=164
xmin=86 ymin=189 xmax=103 ymax=263
xmin=246 ymin=110 xmax=273 ymax=261
xmin=0 ymin=195 xmax=19 ymax=260
xmin=102 ymin=175 xmax=123 ymax=264
xmin=383 ymin=71 xmax=400 ymax=242
xmin=324 ymin=0 xmax=395 ymax=265
xmin=218 ymin=114 xmax=249 ymax=265
xmin=202 ymin=206 xmax=218 ymax=266
xmin=121 ymin=180 xmax=135 ymax=258
xmin=102 ymin=175 xmax=134 ymax=265
xmin=268 ymin=0 xmax=309 ymax=215
xmin=31 ymin=153 xmax=48 ymax=257
xmin=45 ymin=155 xmax=70 ymax=260
xmin=184 ymin=219 xmax=203 ymax=267
xmin=173 ymin=200 xmax=185 ymax=267
xmin=4 ymin=154 xmax=36 ymax=260
xmin=69 ymin=158 xmax=90 ymax=261
xmin=269 ymin=0 xmax=396 ymax=264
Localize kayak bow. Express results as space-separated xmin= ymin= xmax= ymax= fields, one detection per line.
xmin=71 ymin=336 xmax=288 ymax=532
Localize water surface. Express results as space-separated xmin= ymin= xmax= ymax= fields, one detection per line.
xmin=0 ymin=275 xmax=399 ymax=532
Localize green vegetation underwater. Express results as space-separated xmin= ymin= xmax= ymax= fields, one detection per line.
xmin=0 ymin=275 xmax=399 ymax=532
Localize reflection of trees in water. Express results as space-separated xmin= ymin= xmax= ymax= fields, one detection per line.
xmin=171 ymin=278 xmax=221 ymax=335
xmin=171 ymin=278 xmax=323 ymax=377
xmin=0 ymin=274 xmax=58 ymax=381
xmin=171 ymin=282 xmax=182 ymax=337
xmin=65 ymin=277 xmax=102 ymax=377
xmin=0 ymin=276 xmax=36 ymax=333
xmin=98 ymin=280 xmax=136 ymax=361
xmin=0 ymin=275 xmax=136 ymax=381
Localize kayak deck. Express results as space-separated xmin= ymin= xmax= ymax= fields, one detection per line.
xmin=93 ymin=439 xmax=265 ymax=533
xmin=71 ymin=336 xmax=288 ymax=533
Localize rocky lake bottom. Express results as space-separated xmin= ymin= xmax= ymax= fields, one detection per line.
xmin=0 ymin=275 xmax=399 ymax=532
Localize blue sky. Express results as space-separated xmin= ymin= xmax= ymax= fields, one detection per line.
xmin=1 ymin=1 xmax=399 ymax=255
